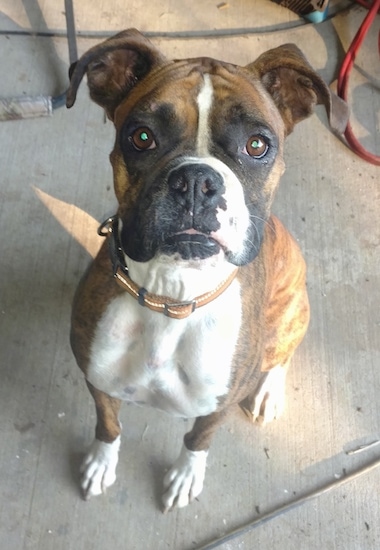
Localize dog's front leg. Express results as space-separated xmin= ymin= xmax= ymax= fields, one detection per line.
xmin=162 ymin=410 xmax=227 ymax=512
xmin=80 ymin=381 xmax=122 ymax=500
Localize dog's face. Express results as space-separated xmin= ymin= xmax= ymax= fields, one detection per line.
xmin=113 ymin=59 xmax=285 ymax=266
xmin=67 ymin=29 xmax=347 ymax=266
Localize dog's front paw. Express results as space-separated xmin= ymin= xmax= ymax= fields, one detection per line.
xmin=243 ymin=365 xmax=286 ymax=425
xmin=80 ymin=436 xmax=121 ymax=500
xmin=162 ymin=445 xmax=208 ymax=513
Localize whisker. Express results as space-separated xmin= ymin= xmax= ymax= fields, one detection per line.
xmin=251 ymin=220 xmax=261 ymax=248
xmin=247 ymin=211 xmax=276 ymax=235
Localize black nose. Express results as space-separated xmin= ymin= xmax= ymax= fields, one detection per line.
xmin=168 ymin=163 xmax=225 ymax=213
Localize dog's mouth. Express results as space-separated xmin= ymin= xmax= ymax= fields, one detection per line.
xmin=161 ymin=229 xmax=222 ymax=260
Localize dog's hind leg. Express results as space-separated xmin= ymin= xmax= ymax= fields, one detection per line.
xmin=242 ymin=286 xmax=309 ymax=424
xmin=241 ymin=364 xmax=288 ymax=424
xmin=80 ymin=381 xmax=122 ymax=500
xmin=241 ymin=286 xmax=309 ymax=425
xmin=241 ymin=218 xmax=310 ymax=425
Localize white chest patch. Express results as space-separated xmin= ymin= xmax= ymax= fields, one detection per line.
xmin=87 ymin=280 xmax=242 ymax=418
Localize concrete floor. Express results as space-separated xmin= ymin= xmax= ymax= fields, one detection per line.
xmin=1 ymin=1 xmax=380 ymax=549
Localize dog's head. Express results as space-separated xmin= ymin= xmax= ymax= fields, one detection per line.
xmin=67 ymin=29 xmax=347 ymax=267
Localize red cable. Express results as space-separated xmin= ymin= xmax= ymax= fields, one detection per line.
xmin=337 ymin=0 xmax=380 ymax=165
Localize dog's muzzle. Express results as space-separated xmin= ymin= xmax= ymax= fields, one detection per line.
xmin=167 ymin=163 xmax=225 ymax=216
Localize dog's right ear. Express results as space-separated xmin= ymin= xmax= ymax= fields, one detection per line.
xmin=246 ymin=44 xmax=348 ymax=136
xmin=66 ymin=29 xmax=167 ymax=120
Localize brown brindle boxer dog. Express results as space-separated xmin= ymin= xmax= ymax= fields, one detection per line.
xmin=66 ymin=29 xmax=347 ymax=512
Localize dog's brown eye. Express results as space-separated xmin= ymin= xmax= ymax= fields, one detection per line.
xmin=245 ymin=136 xmax=268 ymax=158
xmin=130 ymin=127 xmax=156 ymax=150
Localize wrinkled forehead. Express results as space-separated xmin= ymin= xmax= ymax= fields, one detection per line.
xmin=113 ymin=58 xmax=285 ymax=137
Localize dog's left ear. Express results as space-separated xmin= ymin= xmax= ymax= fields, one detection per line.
xmin=66 ymin=28 xmax=167 ymax=120
xmin=246 ymin=43 xmax=348 ymax=135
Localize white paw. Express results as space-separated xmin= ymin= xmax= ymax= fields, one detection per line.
xmin=80 ymin=436 xmax=121 ymax=500
xmin=251 ymin=365 xmax=286 ymax=424
xmin=162 ymin=445 xmax=208 ymax=513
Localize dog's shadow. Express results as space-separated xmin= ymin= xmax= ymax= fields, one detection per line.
xmin=68 ymin=449 xmax=86 ymax=499
xmin=149 ymin=456 xmax=172 ymax=511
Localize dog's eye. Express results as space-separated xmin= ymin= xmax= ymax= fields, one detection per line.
xmin=130 ymin=127 xmax=156 ymax=151
xmin=244 ymin=136 xmax=268 ymax=158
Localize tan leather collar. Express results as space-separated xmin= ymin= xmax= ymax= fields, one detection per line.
xmin=98 ymin=216 xmax=238 ymax=320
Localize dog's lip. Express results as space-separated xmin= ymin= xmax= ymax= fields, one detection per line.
xmin=181 ymin=229 xmax=202 ymax=234
xmin=175 ymin=228 xmax=209 ymax=238
xmin=172 ymin=229 xmax=227 ymax=251
xmin=173 ymin=229 xmax=217 ymax=243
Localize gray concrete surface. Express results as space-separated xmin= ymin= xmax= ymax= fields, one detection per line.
xmin=0 ymin=1 xmax=379 ymax=549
